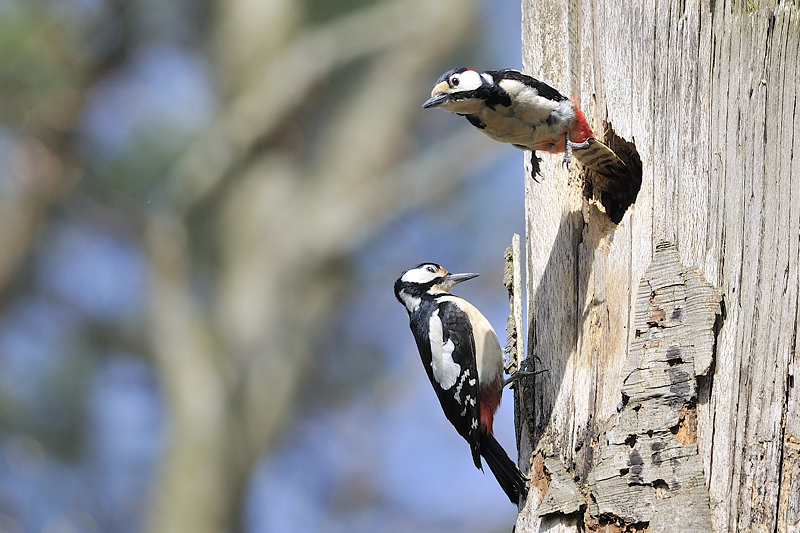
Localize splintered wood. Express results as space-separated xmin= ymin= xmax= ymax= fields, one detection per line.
xmin=504 ymin=233 xmax=524 ymax=375
xmin=586 ymin=242 xmax=722 ymax=532
xmin=504 ymin=233 xmax=527 ymax=451
xmin=536 ymin=458 xmax=584 ymax=517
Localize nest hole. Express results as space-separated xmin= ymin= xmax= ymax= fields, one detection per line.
xmin=583 ymin=122 xmax=643 ymax=224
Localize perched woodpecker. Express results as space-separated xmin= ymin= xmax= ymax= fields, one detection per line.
xmin=394 ymin=263 xmax=528 ymax=505
xmin=423 ymin=67 xmax=627 ymax=179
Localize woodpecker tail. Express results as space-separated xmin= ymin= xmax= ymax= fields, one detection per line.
xmin=572 ymin=138 xmax=629 ymax=177
xmin=480 ymin=431 xmax=528 ymax=505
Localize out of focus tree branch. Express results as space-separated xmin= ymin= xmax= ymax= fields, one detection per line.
xmin=144 ymin=0 xmax=496 ymax=532
xmin=0 ymin=1 xmax=143 ymax=301
xmin=166 ymin=0 xmax=477 ymax=213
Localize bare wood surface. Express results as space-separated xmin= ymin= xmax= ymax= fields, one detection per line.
xmin=587 ymin=241 xmax=720 ymax=532
xmin=536 ymin=457 xmax=583 ymax=518
xmin=518 ymin=1 xmax=800 ymax=531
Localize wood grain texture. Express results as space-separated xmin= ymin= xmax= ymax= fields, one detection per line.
xmin=506 ymin=234 xmax=528 ymax=450
xmin=517 ymin=1 xmax=800 ymax=531
xmin=538 ymin=457 xmax=584 ymax=518
xmin=587 ymin=242 xmax=720 ymax=532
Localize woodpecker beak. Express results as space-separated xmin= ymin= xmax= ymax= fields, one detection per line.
xmin=422 ymin=81 xmax=450 ymax=108
xmin=442 ymin=272 xmax=478 ymax=290
xmin=422 ymin=93 xmax=448 ymax=108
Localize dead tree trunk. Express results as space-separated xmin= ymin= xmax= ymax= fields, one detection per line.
xmin=515 ymin=1 xmax=800 ymax=531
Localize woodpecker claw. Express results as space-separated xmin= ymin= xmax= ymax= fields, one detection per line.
xmin=504 ymin=369 xmax=546 ymax=388
xmin=562 ymin=134 xmax=591 ymax=170
xmin=529 ymin=152 xmax=542 ymax=182
xmin=504 ymin=356 xmax=547 ymax=389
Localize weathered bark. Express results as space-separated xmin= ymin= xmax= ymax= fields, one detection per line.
xmin=516 ymin=1 xmax=800 ymax=532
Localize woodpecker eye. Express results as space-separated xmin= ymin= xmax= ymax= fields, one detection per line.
xmin=450 ymin=75 xmax=460 ymax=87
xmin=426 ymin=266 xmax=437 ymax=273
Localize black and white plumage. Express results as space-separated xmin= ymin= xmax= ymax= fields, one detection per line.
xmin=423 ymin=67 xmax=628 ymax=179
xmin=394 ymin=263 xmax=528 ymax=505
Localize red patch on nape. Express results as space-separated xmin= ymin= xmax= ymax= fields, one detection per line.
xmin=569 ymin=97 xmax=594 ymax=144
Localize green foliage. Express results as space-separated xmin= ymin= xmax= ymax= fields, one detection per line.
xmin=0 ymin=4 xmax=84 ymax=133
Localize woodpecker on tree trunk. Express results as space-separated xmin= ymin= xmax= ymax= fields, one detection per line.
xmin=422 ymin=67 xmax=628 ymax=180
xmin=394 ymin=263 xmax=528 ymax=505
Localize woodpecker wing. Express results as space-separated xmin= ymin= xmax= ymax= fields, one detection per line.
xmin=413 ymin=299 xmax=482 ymax=469
xmin=486 ymin=69 xmax=568 ymax=103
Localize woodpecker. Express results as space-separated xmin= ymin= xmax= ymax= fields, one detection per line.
xmin=394 ymin=262 xmax=528 ymax=505
xmin=423 ymin=67 xmax=627 ymax=179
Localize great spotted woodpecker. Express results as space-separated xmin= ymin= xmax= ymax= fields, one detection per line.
xmin=423 ymin=67 xmax=627 ymax=179
xmin=394 ymin=263 xmax=528 ymax=505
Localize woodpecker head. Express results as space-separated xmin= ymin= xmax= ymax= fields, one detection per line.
xmin=422 ymin=68 xmax=492 ymax=114
xmin=394 ymin=263 xmax=478 ymax=312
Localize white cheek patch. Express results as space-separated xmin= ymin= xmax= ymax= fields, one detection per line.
xmin=429 ymin=309 xmax=461 ymax=390
xmin=401 ymin=267 xmax=438 ymax=284
xmin=456 ymin=69 xmax=483 ymax=91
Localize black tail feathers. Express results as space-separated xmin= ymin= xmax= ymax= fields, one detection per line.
xmin=480 ymin=432 xmax=528 ymax=505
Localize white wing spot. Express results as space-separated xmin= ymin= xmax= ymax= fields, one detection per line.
xmin=454 ymin=370 xmax=470 ymax=404
xmin=429 ymin=309 xmax=461 ymax=390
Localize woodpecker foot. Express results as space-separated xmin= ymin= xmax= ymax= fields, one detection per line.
xmin=562 ymin=134 xmax=592 ymax=169
xmin=529 ymin=151 xmax=542 ymax=182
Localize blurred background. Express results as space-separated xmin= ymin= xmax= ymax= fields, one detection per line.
xmin=0 ymin=0 xmax=526 ymax=531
